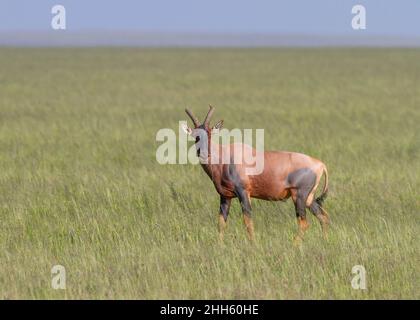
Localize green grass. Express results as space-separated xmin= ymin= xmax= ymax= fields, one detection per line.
xmin=0 ymin=48 xmax=418 ymax=299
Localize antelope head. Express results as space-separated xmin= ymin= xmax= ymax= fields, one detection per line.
xmin=182 ymin=105 xmax=223 ymax=161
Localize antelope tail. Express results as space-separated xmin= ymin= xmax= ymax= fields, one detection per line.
xmin=316 ymin=166 xmax=329 ymax=206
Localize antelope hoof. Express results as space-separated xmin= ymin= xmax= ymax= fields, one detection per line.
xmin=293 ymin=235 xmax=303 ymax=246
xmin=218 ymin=233 xmax=225 ymax=243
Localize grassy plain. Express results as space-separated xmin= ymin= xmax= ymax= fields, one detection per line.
xmin=0 ymin=48 xmax=418 ymax=299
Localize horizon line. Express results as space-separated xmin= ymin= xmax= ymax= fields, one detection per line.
xmin=1 ymin=31 xmax=420 ymax=48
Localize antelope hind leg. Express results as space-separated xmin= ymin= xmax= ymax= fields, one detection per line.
xmin=309 ymin=201 xmax=330 ymax=239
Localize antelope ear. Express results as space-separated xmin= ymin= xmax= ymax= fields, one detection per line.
xmin=181 ymin=123 xmax=193 ymax=135
xmin=212 ymin=120 xmax=223 ymax=132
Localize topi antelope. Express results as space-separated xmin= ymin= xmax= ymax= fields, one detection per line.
xmin=182 ymin=105 xmax=330 ymax=243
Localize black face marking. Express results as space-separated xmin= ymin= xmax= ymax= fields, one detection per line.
xmin=193 ymin=127 xmax=209 ymax=159
xmin=287 ymin=168 xmax=317 ymax=218
xmin=220 ymin=196 xmax=231 ymax=221
xmin=228 ymin=164 xmax=252 ymax=215
xmin=195 ymin=133 xmax=201 ymax=156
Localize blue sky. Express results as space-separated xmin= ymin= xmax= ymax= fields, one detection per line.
xmin=0 ymin=0 xmax=419 ymax=36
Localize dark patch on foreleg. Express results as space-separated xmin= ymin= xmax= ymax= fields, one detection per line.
xmin=228 ymin=164 xmax=254 ymax=240
xmin=220 ymin=196 xmax=231 ymax=221
xmin=228 ymin=164 xmax=252 ymax=216
xmin=236 ymin=187 xmax=254 ymax=240
xmin=218 ymin=196 xmax=231 ymax=241
xmin=236 ymin=188 xmax=252 ymax=216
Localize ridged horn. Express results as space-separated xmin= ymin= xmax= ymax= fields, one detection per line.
xmin=203 ymin=105 xmax=215 ymax=126
xmin=185 ymin=108 xmax=200 ymax=127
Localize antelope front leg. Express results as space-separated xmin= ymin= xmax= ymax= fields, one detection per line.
xmin=218 ymin=196 xmax=231 ymax=241
xmin=243 ymin=214 xmax=255 ymax=241
xmin=237 ymin=190 xmax=254 ymax=241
